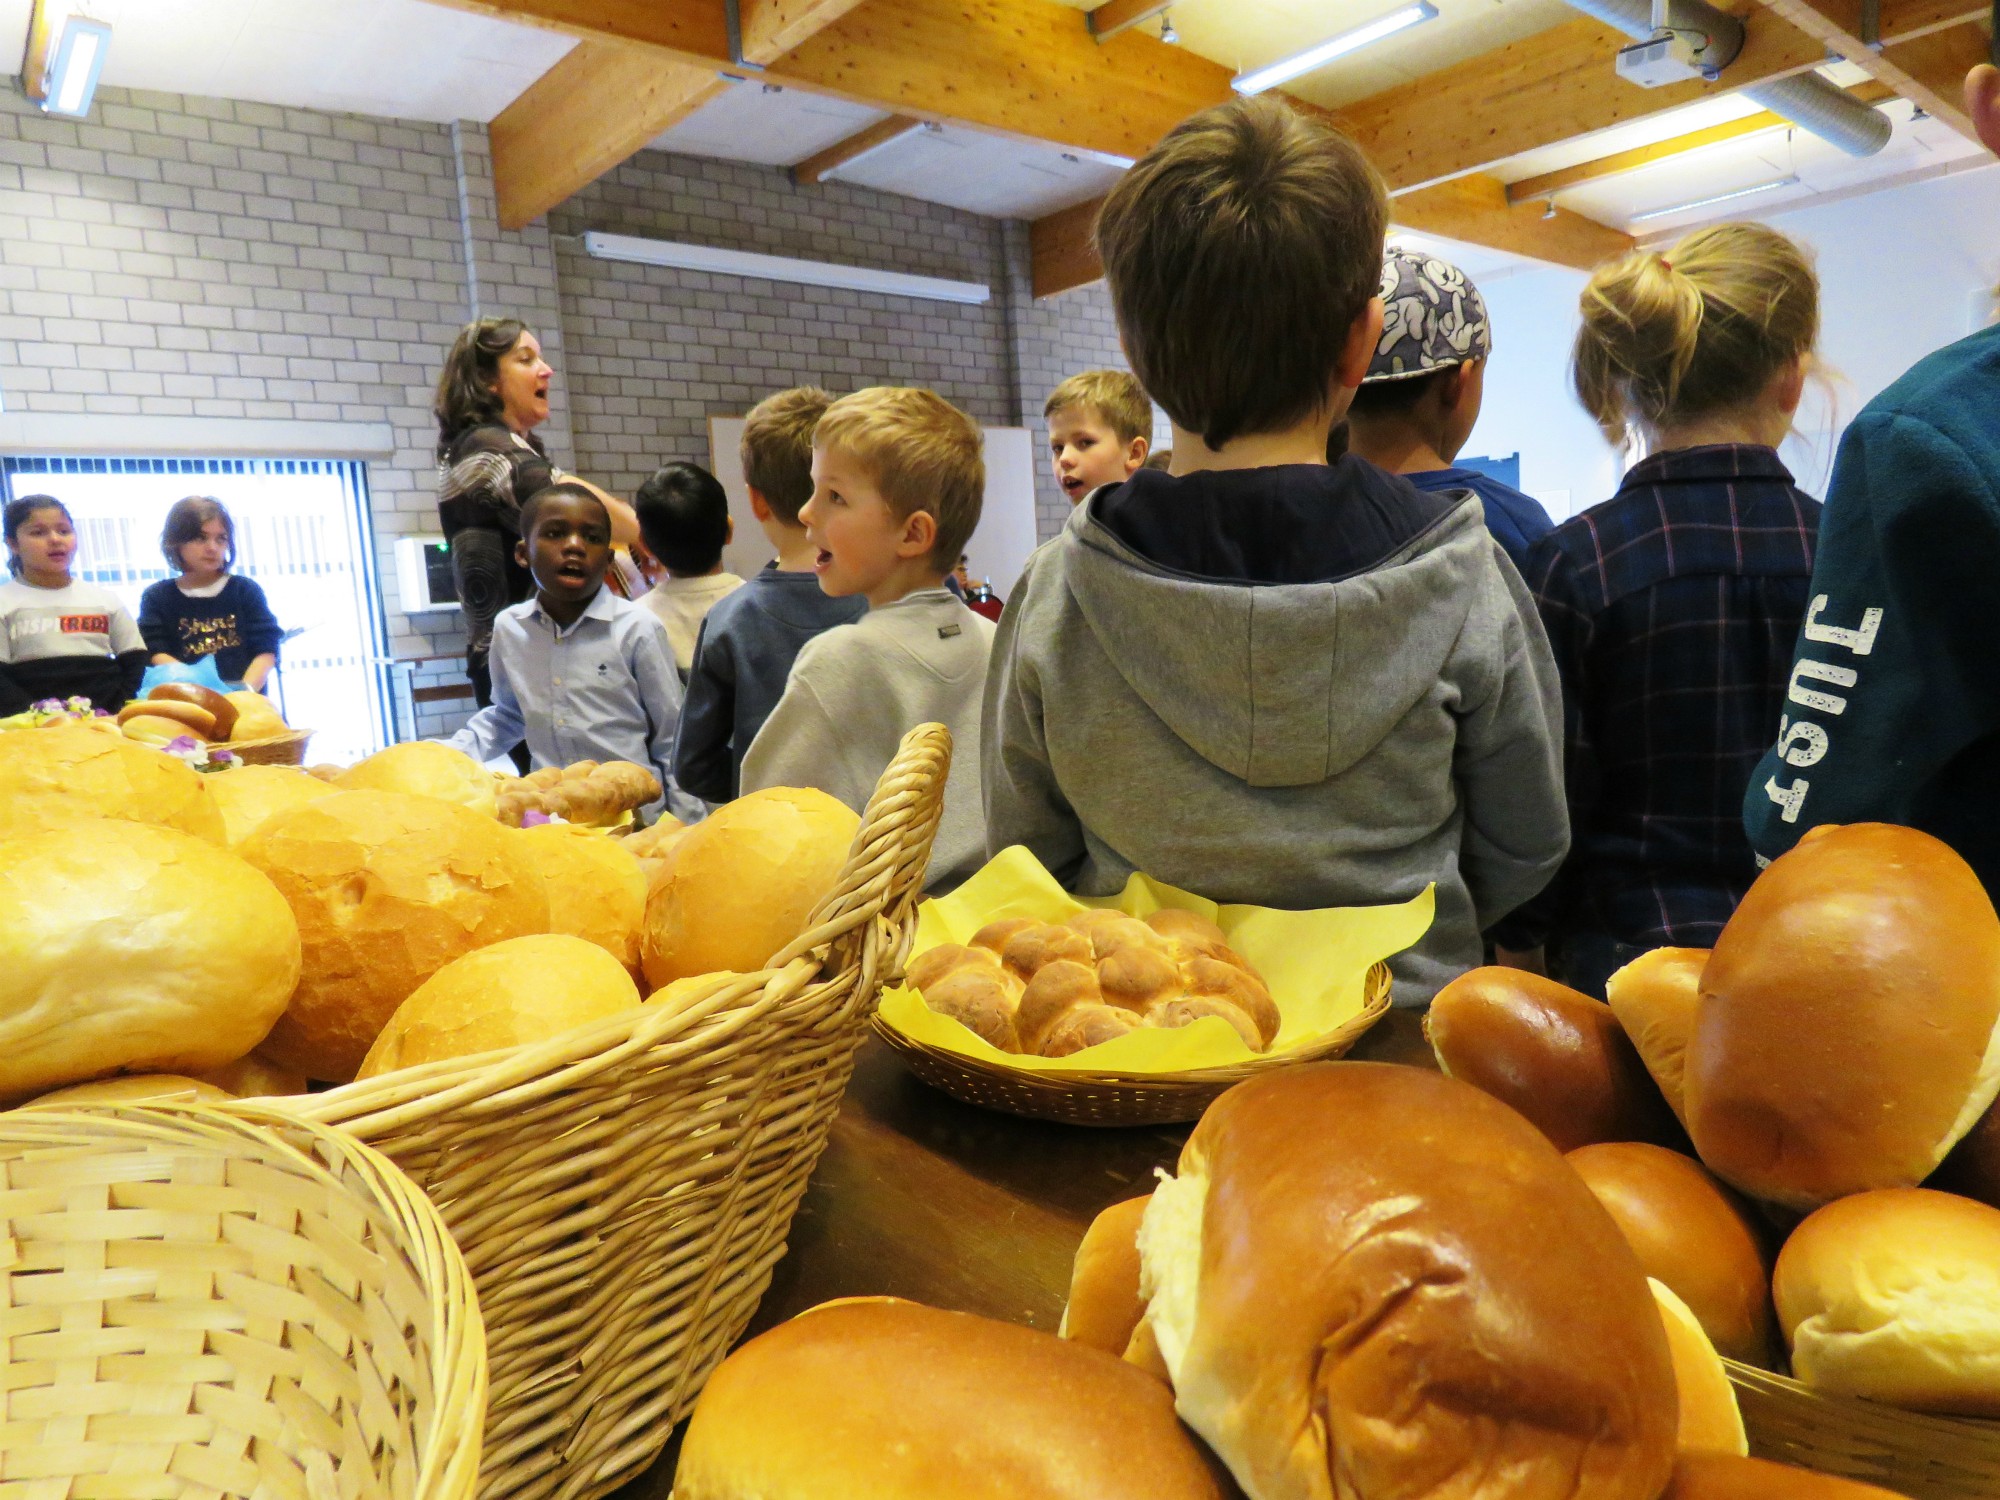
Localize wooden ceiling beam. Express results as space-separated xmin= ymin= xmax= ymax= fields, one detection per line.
xmin=1749 ymin=0 xmax=1993 ymax=136
xmin=1029 ymin=196 xmax=1106 ymax=298
xmin=1504 ymin=80 xmax=1897 ymax=202
xmin=1392 ymin=176 xmax=1634 ymax=269
xmin=1088 ymin=0 xmax=1174 ymax=44
xmin=790 ymin=115 xmax=927 ymax=183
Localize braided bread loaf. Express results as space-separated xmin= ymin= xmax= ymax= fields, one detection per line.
xmin=907 ymin=908 xmax=1279 ymax=1058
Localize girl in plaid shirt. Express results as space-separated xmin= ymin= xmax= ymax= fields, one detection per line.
xmin=1494 ymin=224 xmax=1823 ymax=998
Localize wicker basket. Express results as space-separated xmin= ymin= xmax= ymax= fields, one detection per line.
xmin=873 ymin=960 xmax=1393 ymax=1126
xmin=0 ymin=1101 xmax=486 ymax=1500
xmin=1727 ymin=1361 xmax=2000 ymax=1499
xmin=223 ymin=727 xmax=313 ymax=765
xmin=286 ymin=723 xmax=950 ymax=1500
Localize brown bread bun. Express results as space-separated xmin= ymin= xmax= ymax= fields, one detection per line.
xmin=120 ymin=712 xmax=211 ymax=746
xmin=239 ymin=790 xmax=547 ymax=1081
xmin=675 ymin=1298 xmax=1242 ymax=1500
xmin=1662 ymin=1454 xmax=1913 ymax=1498
xmin=1774 ymin=1187 xmax=2000 ymax=1417
xmin=118 ymin=698 xmax=215 ymax=737
xmin=1140 ymin=1063 xmax=1677 ymax=1500
xmin=1426 ymin=967 xmax=1683 ymax=1151
xmin=1061 ymin=1195 xmax=1151 ymax=1358
xmin=1651 ymin=1280 xmax=1747 ymax=1456
xmin=148 ymin=682 xmax=237 ymax=739
xmin=1567 ymin=1141 xmax=1776 ymax=1366
xmin=1605 ymin=946 xmax=1707 ymax=1128
xmin=1689 ymin=824 xmax=2000 ymax=1209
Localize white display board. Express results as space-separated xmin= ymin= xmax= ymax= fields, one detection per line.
xmin=707 ymin=418 xmax=1039 ymax=600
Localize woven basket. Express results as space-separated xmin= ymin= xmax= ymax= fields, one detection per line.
xmin=288 ymin=723 xmax=950 ymax=1500
xmin=873 ymin=960 xmax=1393 ymax=1126
xmin=223 ymin=727 xmax=313 ymax=765
xmin=1727 ymin=1361 xmax=2000 ymax=1498
xmin=0 ymin=1101 xmax=486 ymax=1500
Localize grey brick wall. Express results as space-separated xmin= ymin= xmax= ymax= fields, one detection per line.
xmin=0 ymin=79 xmax=1142 ymax=740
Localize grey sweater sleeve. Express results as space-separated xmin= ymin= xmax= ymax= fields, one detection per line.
xmin=1451 ymin=551 xmax=1571 ymax=929
xmin=980 ymin=580 xmax=1088 ymax=880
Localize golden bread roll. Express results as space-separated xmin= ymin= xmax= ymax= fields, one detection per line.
xmin=1182 ymin=955 xmax=1279 ymax=1046
xmin=1000 ymin=922 xmax=1094 ymax=980
xmin=641 ymin=787 xmax=858 ymax=989
xmin=240 ymin=789 xmax=547 ymax=1082
xmin=1689 ymin=824 xmax=2000 ymax=1209
xmin=1651 ymin=1280 xmax=1748 ymax=1456
xmin=205 ymin=764 xmax=340 ymax=846
xmin=905 ymin=942 xmax=982 ymax=993
xmin=1773 ymin=1187 xmax=2000 ymax=1417
xmin=675 ymin=1298 xmax=1241 ymax=1500
xmin=1426 ymin=967 xmax=1683 ymax=1152
xmin=1138 ymin=1063 xmax=1677 ymax=1500
xmin=922 ymin=966 xmax=1023 ymax=1052
xmin=0 ymin=821 xmax=300 ymax=1097
xmin=1605 ymin=946 xmax=1707 ymax=1128
xmin=515 ymin=821 xmax=648 ymax=973
xmin=1015 ymin=959 xmax=1103 ymax=1052
xmin=358 ymin=933 xmax=641 ymax=1077
xmin=1931 ymin=1096 xmax=2000 ymax=1209
xmin=28 ymin=1074 xmax=235 ymax=1107
xmin=119 ymin=698 xmax=215 ymax=738
xmin=1041 ymin=1002 xmax=1144 ymax=1056
xmin=189 ymin=1049 xmax=309 ymax=1098
xmin=0 ymin=726 xmax=226 ymax=842
xmin=225 ymin=690 xmax=288 ymax=741
xmin=120 ymin=712 xmax=210 ymax=746
xmin=1566 ymin=1142 xmax=1776 ymax=1366
xmin=336 ymin=740 xmax=499 ymax=819
xmin=1661 ymin=1454 xmax=1914 ymax=1498
xmin=1096 ymin=942 xmax=1180 ymax=1006
xmin=1061 ymin=1196 xmax=1151 ymax=1357
xmin=1146 ymin=995 xmax=1265 ymax=1051
xmin=968 ymin=916 xmax=1036 ymax=954
xmin=619 ymin=815 xmax=686 ymax=858
xmin=148 ymin=682 xmax=237 ymax=739
xmin=1146 ymin=907 xmax=1231 ymax=958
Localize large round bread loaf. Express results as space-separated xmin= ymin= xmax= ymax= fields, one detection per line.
xmin=1138 ymin=1062 xmax=1678 ymax=1500
xmin=335 ymin=740 xmax=498 ymax=818
xmin=0 ymin=724 xmax=224 ymax=842
xmin=1688 ymin=824 xmax=2000 ymax=1209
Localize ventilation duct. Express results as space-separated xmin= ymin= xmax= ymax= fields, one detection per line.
xmin=1562 ymin=0 xmax=1893 ymax=156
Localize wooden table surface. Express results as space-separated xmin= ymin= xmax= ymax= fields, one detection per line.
xmin=616 ymin=1007 xmax=1435 ymax=1495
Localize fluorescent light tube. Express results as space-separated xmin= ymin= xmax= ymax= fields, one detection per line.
xmin=1233 ymin=2 xmax=1437 ymax=94
xmin=580 ymin=231 xmax=991 ymax=305
xmin=1629 ymin=174 xmax=1801 ymax=222
xmin=43 ymin=15 xmax=112 ymax=120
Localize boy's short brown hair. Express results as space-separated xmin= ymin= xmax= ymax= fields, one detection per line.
xmin=1096 ymin=96 xmax=1388 ymax=450
xmin=814 ymin=387 xmax=984 ymax=572
xmin=741 ymin=386 xmax=834 ymax=526
xmin=1044 ymin=370 xmax=1151 ymax=445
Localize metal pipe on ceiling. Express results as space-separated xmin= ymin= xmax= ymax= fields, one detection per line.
xmin=1561 ymin=0 xmax=1894 ymax=156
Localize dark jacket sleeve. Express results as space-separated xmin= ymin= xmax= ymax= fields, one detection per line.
xmin=1487 ymin=536 xmax=1595 ymax=950
xmin=1744 ymin=406 xmax=2000 ymax=869
xmin=233 ymin=576 xmax=284 ymax=659
xmin=137 ymin=579 xmax=177 ymax=659
xmin=673 ymin=615 xmax=737 ymax=804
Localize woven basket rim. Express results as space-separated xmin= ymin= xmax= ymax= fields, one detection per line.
xmin=219 ymin=726 xmax=314 ymax=750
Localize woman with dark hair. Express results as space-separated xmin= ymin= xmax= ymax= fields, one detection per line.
xmin=433 ymin=318 xmax=639 ymax=704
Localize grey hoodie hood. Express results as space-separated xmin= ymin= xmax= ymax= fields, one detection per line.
xmin=1064 ymin=496 xmax=1488 ymax=787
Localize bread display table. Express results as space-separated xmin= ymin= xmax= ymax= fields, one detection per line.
xmin=613 ymin=1010 xmax=1433 ymax=1497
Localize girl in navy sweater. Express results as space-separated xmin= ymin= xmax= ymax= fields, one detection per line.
xmin=139 ymin=496 xmax=282 ymax=691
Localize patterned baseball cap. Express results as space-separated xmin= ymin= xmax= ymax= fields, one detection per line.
xmin=1364 ymin=246 xmax=1492 ymax=383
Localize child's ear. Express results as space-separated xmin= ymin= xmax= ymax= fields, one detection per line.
xmin=725 ymin=516 xmax=735 ymax=544
xmin=1125 ymin=436 xmax=1149 ymax=474
xmin=746 ymin=487 xmax=773 ymax=523
xmin=1337 ymin=296 xmax=1387 ymax=390
xmin=900 ymin=509 xmax=939 ymax=560
xmin=514 ymin=539 xmax=530 ymax=570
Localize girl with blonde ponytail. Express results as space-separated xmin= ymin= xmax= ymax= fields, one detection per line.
xmin=1491 ymin=223 xmax=1825 ymax=998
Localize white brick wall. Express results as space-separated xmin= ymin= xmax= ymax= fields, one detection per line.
xmin=0 ymin=80 xmax=1147 ymax=734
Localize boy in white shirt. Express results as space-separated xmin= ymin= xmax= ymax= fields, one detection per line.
xmin=634 ymin=461 xmax=743 ymax=680
xmin=740 ymin=387 xmax=993 ymax=889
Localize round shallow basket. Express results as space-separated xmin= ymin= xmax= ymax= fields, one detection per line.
xmin=223 ymin=728 xmax=313 ymax=766
xmin=1727 ymin=1361 xmax=2000 ymax=1499
xmin=286 ymin=723 xmax=950 ymax=1500
xmin=873 ymin=960 xmax=1393 ymax=1127
xmin=0 ymin=1101 xmax=485 ymax=1500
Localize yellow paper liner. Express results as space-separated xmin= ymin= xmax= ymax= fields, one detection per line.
xmin=877 ymin=845 xmax=1434 ymax=1074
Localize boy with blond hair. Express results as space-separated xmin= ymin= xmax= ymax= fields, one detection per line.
xmin=1045 ymin=369 xmax=1151 ymax=505
xmin=742 ymin=386 xmax=994 ymax=889
xmin=673 ymin=386 xmax=865 ymax=803
xmin=984 ymin=97 xmax=1568 ymax=1005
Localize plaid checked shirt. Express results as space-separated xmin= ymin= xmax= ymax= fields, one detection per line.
xmin=1494 ymin=445 xmax=1820 ymax=952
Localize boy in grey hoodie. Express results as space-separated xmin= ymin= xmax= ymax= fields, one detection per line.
xmin=982 ymin=97 xmax=1568 ymax=1005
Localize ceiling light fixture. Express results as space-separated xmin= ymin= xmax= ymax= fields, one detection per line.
xmin=581 ymin=231 xmax=992 ymax=305
xmin=1629 ymin=173 xmax=1802 ymax=222
xmin=1232 ymin=1 xmax=1437 ymax=94
xmin=41 ymin=12 xmax=112 ymax=119
xmin=1543 ymin=196 xmax=1559 ymax=220
xmin=1160 ymin=10 xmax=1179 ymax=43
